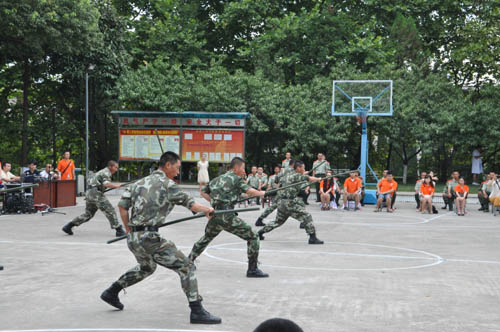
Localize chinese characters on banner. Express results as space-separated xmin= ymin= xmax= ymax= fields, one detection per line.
xmin=120 ymin=117 xmax=245 ymax=127
xmin=182 ymin=129 xmax=244 ymax=162
xmin=120 ymin=129 xmax=180 ymax=160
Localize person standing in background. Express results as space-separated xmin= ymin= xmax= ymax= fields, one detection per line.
xmin=472 ymin=147 xmax=483 ymax=185
xmin=312 ymin=153 xmax=330 ymax=203
xmin=282 ymin=152 xmax=292 ymax=169
xmin=197 ymin=153 xmax=209 ymax=191
xmin=247 ymin=166 xmax=261 ymax=205
xmin=57 ymin=151 xmax=75 ymax=180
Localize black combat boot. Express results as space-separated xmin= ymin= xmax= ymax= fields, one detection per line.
xmin=308 ymin=233 xmax=324 ymax=244
xmin=115 ymin=226 xmax=126 ymax=237
xmin=189 ymin=300 xmax=222 ymax=324
xmin=62 ymin=222 xmax=75 ymax=235
xmin=257 ymin=229 xmax=265 ymax=240
xmin=255 ymin=217 xmax=265 ymax=227
xmin=100 ymin=282 xmax=124 ymax=310
xmin=246 ymin=258 xmax=269 ymax=278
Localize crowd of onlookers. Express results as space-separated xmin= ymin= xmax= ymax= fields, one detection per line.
xmin=0 ymin=151 xmax=76 ymax=188
xmin=213 ymin=151 xmax=500 ymax=217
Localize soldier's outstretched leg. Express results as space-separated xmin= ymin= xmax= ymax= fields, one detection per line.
xmin=289 ymin=204 xmax=323 ymax=245
xmin=101 ymin=234 xmax=158 ymax=310
xmin=256 ymin=200 xmax=278 ymax=226
xmin=188 ymin=219 xmax=223 ymax=262
xmin=63 ymin=201 xmax=98 ymax=235
xmin=150 ymin=235 xmax=221 ymax=324
xmin=258 ymin=201 xmax=290 ymax=240
xmin=221 ymin=214 xmax=268 ymax=278
xmin=97 ymin=198 xmax=125 ymax=236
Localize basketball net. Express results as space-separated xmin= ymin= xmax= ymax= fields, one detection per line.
xmin=356 ymin=111 xmax=368 ymax=124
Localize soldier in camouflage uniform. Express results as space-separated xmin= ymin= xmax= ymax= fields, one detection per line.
xmin=258 ymin=161 xmax=324 ymax=244
xmin=312 ymin=153 xmax=330 ymax=202
xmin=100 ymin=152 xmax=221 ymax=325
xmin=442 ymin=171 xmax=460 ymax=211
xmin=478 ymin=172 xmax=494 ymax=212
xmin=255 ymin=165 xmax=282 ymax=226
xmin=62 ymin=160 xmax=126 ymax=237
xmin=247 ymin=166 xmax=261 ymax=205
xmin=188 ymin=157 xmax=269 ymax=278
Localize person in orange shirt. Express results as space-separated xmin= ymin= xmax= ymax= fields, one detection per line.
xmin=375 ymin=172 xmax=398 ymax=213
xmin=343 ymin=170 xmax=362 ymax=210
xmin=319 ymin=170 xmax=336 ymax=210
xmin=57 ymin=151 xmax=76 ymax=180
xmin=454 ymin=177 xmax=469 ymax=216
xmin=419 ymin=175 xmax=435 ymax=214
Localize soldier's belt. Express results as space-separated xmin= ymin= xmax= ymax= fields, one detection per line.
xmin=130 ymin=225 xmax=159 ymax=232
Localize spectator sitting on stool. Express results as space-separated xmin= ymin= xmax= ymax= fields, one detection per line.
xmin=375 ymin=171 xmax=398 ymax=213
xmin=487 ymin=172 xmax=500 ymax=216
xmin=478 ymin=172 xmax=493 ymax=212
xmin=343 ymin=170 xmax=362 ymax=211
xmin=419 ymin=175 xmax=435 ymax=214
xmin=454 ymin=177 xmax=469 ymax=216
xmin=0 ymin=162 xmax=21 ymax=183
xmin=414 ymin=171 xmax=427 ymax=210
xmin=442 ymin=171 xmax=459 ymax=211
xmin=357 ymin=171 xmax=366 ymax=206
xmin=319 ymin=170 xmax=336 ymax=210
xmin=40 ymin=163 xmax=60 ymax=181
xmin=23 ymin=160 xmax=41 ymax=183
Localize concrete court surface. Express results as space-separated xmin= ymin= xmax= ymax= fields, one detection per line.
xmin=1 ymin=193 xmax=500 ymax=332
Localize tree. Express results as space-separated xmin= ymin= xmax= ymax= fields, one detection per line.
xmin=0 ymin=0 xmax=100 ymax=164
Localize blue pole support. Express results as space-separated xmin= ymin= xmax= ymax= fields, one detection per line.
xmin=359 ymin=117 xmax=368 ymax=185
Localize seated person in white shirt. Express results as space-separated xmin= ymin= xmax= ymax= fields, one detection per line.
xmin=40 ymin=163 xmax=60 ymax=181
xmin=0 ymin=162 xmax=21 ymax=183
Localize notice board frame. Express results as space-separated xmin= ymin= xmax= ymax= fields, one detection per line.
xmin=112 ymin=111 xmax=249 ymax=164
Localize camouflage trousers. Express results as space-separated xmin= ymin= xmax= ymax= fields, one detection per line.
xmin=71 ymin=191 xmax=120 ymax=229
xmin=259 ymin=196 xmax=279 ymax=219
xmin=189 ymin=213 xmax=260 ymax=262
xmin=261 ymin=199 xmax=315 ymax=235
xmin=116 ymin=231 xmax=200 ymax=302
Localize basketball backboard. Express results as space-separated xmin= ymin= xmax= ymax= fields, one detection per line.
xmin=331 ymin=80 xmax=393 ymax=116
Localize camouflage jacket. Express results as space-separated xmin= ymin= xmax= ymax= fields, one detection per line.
xmin=88 ymin=167 xmax=112 ymax=193
xmin=277 ymin=169 xmax=309 ymax=200
xmin=274 ymin=167 xmax=294 ymax=185
xmin=118 ymin=170 xmax=195 ymax=227
xmin=203 ymin=171 xmax=250 ymax=208
xmin=247 ymin=174 xmax=260 ymax=188
xmin=444 ymin=179 xmax=459 ymax=193
xmin=258 ymin=174 xmax=268 ymax=188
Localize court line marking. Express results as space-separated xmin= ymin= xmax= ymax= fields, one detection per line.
xmin=445 ymin=258 xmax=500 ymax=265
xmin=0 ymin=329 xmax=234 ymax=332
xmin=203 ymin=241 xmax=445 ymax=271
xmin=312 ymin=211 xmax=454 ymax=227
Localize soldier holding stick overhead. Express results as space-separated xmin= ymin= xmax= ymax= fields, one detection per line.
xmin=100 ymin=151 xmax=221 ymax=325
